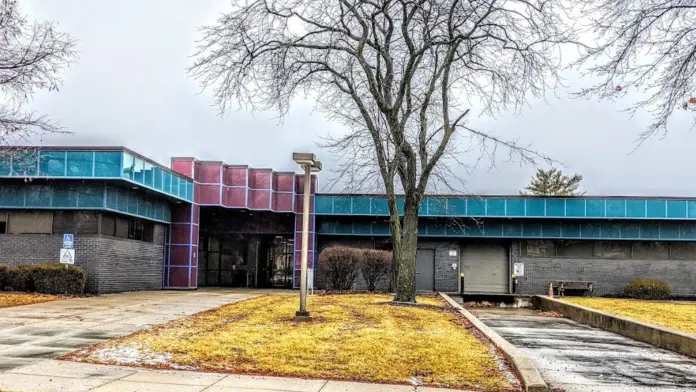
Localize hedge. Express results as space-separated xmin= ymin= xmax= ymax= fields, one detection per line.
xmin=0 ymin=264 xmax=86 ymax=295
xmin=624 ymin=279 xmax=671 ymax=300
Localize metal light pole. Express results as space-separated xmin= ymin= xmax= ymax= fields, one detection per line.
xmin=292 ymin=153 xmax=321 ymax=321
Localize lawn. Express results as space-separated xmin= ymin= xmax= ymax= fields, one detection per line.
xmin=0 ymin=293 xmax=57 ymax=308
xmin=65 ymin=294 xmax=517 ymax=391
xmin=564 ymin=297 xmax=696 ymax=335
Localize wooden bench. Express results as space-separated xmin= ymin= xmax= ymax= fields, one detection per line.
xmin=554 ymin=281 xmax=594 ymax=297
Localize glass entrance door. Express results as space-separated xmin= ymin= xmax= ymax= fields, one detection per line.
xmin=267 ymin=236 xmax=294 ymax=288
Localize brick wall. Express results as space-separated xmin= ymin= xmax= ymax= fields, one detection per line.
xmin=0 ymin=228 xmax=164 ymax=294
xmin=96 ymin=235 xmax=163 ymax=294
xmin=513 ymin=241 xmax=696 ymax=296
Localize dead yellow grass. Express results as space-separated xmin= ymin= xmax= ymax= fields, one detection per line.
xmin=0 ymin=292 xmax=57 ymax=308
xmin=76 ymin=294 xmax=514 ymax=390
xmin=564 ymin=297 xmax=696 ymax=335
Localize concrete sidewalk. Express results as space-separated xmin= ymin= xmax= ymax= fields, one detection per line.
xmin=0 ymin=359 xmax=469 ymax=391
xmin=0 ymin=290 xmax=258 ymax=370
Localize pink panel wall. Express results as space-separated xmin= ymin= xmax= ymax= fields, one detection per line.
xmin=224 ymin=166 xmax=248 ymax=186
xmin=171 ymin=158 xmax=194 ymax=178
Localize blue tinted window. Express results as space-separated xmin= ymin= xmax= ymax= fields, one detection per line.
xmin=79 ymin=185 xmax=103 ymax=207
xmin=0 ymin=155 xmax=9 ymax=175
xmin=53 ymin=186 xmax=78 ymax=207
xmin=122 ymin=153 xmax=135 ymax=180
xmin=25 ymin=185 xmax=52 ymax=207
xmin=106 ymin=186 xmax=119 ymax=209
xmin=127 ymin=192 xmax=138 ymax=214
xmin=132 ymin=158 xmax=145 ymax=184
xmin=178 ymin=178 xmax=187 ymax=199
xmin=171 ymin=175 xmax=179 ymax=197
xmin=66 ymin=151 xmax=93 ymax=176
xmin=163 ymin=171 xmax=172 ymax=194
xmin=0 ymin=184 xmax=24 ymax=206
xmin=143 ymin=162 xmax=154 ymax=187
xmin=186 ymin=181 xmax=193 ymax=201
xmin=94 ymin=151 xmax=121 ymax=177
xmin=117 ymin=189 xmax=128 ymax=212
xmin=154 ymin=168 xmax=163 ymax=191
xmin=11 ymin=151 xmax=39 ymax=176
xmin=39 ymin=151 xmax=66 ymax=176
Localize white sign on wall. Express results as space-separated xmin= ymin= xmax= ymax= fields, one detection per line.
xmin=513 ymin=262 xmax=524 ymax=277
xmin=60 ymin=248 xmax=75 ymax=265
xmin=448 ymin=249 xmax=457 ymax=257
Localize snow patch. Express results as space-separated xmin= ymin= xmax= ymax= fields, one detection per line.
xmin=89 ymin=346 xmax=195 ymax=370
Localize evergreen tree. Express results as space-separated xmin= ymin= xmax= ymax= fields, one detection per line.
xmin=521 ymin=169 xmax=584 ymax=196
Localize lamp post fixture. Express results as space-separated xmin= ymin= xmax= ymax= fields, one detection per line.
xmin=292 ymin=152 xmax=321 ymax=321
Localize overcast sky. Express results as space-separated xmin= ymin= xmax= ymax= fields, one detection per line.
xmin=19 ymin=0 xmax=696 ymax=196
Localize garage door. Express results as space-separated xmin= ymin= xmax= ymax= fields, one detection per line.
xmin=461 ymin=244 xmax=509 ymax=293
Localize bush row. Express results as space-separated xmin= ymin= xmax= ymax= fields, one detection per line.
xmin=318 ymin=246 xmax=393 ymax=291
xmin=0 ymin=264 xmax=86 ymax=295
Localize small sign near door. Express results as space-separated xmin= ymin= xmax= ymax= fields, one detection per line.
xmin=513 ymin=262 xmax=524 ymax=277
xmin=60 ymin=248 xmax=75 ymax=265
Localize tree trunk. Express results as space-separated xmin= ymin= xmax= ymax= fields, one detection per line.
xmin=393 ymin=200 xmax=419 ymax=303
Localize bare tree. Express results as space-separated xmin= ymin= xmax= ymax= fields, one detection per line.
xmin=0 ymin=0 xmax=77 ymax=149
xmin=577 ymin=0 xmax=696 ymax=141
xmin=190 ymin=0 xmax=573 ymax=302
xmin=521 ymin=168 xmax=584 ymax=196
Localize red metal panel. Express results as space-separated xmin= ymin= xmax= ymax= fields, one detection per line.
xmin=172 ymin=159 xmax=194 ymax=177
xmin=198 ymin=163 xmax=222 ymax=183
xmin=273 ymin=173 xmax=294 ymax=192
xmin=171 ymin=225 xmax=191 ymax=244
xmin=189 ymin=267 xmax=198 ymax=288
xmin=224 ymin=167 xmax=247 ymax=186
xmin=198 ymin=184 xmax=221 ymax=205
xmin=171 ymin=205 xmax=192 ymax=223
xmin=249 ymin=189 xmax=271 ymax=209
xmin=250 ymin=170 xmax=272 ymax=190
xmin=168 ymin=267 xmax=189 ymax=287
xmin=193 ymin=204 xmax=200 ymax=222
xmin=273 ymin=192 xmax=293 ymax=211
xmin=191 ymin=225 xmax=199 ymax=246
xmin=170 ymin=246 xmax=191 ymax=266
xmin=223 ymin=188 xmax=246 ymax=207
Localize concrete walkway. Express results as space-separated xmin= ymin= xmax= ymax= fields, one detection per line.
xmin=475 ymin=308 xmax=696 ymax=392
xmin=0 ymin=359 xmax=465 ymax=391
xmin=0 ymin=289 xmax=259 ymax=370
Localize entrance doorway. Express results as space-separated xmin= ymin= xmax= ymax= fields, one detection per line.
xmin=258 ymin=236 xmax=294 ymax=288
xmin=415 ymin=249 xmax=435 ymax=291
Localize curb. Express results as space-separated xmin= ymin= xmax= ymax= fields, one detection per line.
xmin=533 ymin=295 xmax=696 ymax=359
xmin=439 ymin=293 xmax=548 ymax=392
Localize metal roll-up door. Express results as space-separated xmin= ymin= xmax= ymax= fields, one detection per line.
xmin=461 ymin=244 xmax=509 ymax=293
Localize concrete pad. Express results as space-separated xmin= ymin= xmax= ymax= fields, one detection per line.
xmin=40 ymin=337 xmax=105 ymax=349
xmin=0 ymin=356 xmax=39 ymax=371
xmin=0 ymin=373 xmax=108 ymax=391
xmin=214 ymin=374 xmax=327 ymax=391
xmin=476 ymin=309 xmax=696 ymax=392
xmin=6 ymin=325 xmax=66 ymax=337
xmin=0 ymin=345 xmax=74 ymax=359
xmin=8 ymin=359 xmax=136 ymax=379
xmin=121 ymin=369 xmax=225 ymax=386
xmin=319 ymin=381 xmax=413 ymax=392
xmin=89 ymin=380 xmax=208 ymax=392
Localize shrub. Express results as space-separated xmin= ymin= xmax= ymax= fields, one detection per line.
xmin=5 ymin=266 xmax=35 ymax=292
xmin=361 ymin=249 xmax=392 ymax=291
xmin=318 ymin=246 xmax=361 ymax=290
xmin=624 ymin=279 xmax=671 ymax=300
xmin=31 ymin=264 xmax=86 ymax=295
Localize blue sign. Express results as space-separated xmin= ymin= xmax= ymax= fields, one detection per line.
xmin=63 ymin=234 xmax=74 ymax=249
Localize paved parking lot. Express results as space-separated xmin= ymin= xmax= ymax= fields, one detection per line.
xmin=475 ymin=308 xmax=696 ymax=392
xmin=0 ymin=289 xmax=258 ymax=372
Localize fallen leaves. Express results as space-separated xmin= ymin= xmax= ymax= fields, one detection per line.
xmin=67 ymin=294 xmax=517 ymax=391
xmin=0 ymin=292 xmax=57 ymax=308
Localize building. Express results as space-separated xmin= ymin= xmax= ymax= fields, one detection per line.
xmin=1 ymin=146 xmax=696 ymax=296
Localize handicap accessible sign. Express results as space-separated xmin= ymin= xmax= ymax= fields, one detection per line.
xmin=63 ymin=234 xmax=74 ymax=249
